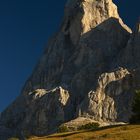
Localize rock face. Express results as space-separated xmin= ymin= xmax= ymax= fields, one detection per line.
xmin=77 ymin=68 xmax=133 ymax=122
xmin=0 ymin=87 xmax=70 ymax=138
xmin=0 ymin=0 xmax=140 ymax=138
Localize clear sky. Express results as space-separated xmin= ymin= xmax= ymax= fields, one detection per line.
xmin=0 ymin=0 xmax=139 ymax=112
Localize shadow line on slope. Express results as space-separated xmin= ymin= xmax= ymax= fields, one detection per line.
xmin=46 ymin=124 xmax=127 ymax=138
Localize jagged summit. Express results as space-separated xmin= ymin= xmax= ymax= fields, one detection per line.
xmin=0 ymin=0 xmax=139 ymax=139
xmin=58 ymin=0 xmax=132 ymax=45
xmin=64 ymin=0 xmax=131 ymax=35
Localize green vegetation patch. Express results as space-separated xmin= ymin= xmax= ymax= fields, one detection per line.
xmin=57 ymin=125 xmax=70 ymax=133
xmin=78 ymin=122 xmax=100 ymax=130
xmin=130 ymin=90 xmax=140 ymax=124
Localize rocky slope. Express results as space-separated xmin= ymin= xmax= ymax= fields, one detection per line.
xmin=0 ymin=0 xmax=140 ymax=139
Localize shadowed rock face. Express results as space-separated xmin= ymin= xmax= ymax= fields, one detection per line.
xmin=0 ymin=87 xmax=70 ymax=138
xmin=0 ymin=0 xmax=139 ymax=138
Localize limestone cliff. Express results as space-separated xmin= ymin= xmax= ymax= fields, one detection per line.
xmin=0 ymin=0 xmax=139 ymax=139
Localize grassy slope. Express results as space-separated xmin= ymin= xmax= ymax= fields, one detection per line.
xmin=29 ymin=125 xmax=140 ymax=140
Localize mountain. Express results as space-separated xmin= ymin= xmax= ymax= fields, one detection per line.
xmin=0 ymin=0 xmax=140 ymax=139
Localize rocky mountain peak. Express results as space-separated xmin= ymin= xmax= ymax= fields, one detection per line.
xmin=62 ymin=0 xmax=131 ymax=45
xmin=0 ymin=0 xmax=139 ymax=139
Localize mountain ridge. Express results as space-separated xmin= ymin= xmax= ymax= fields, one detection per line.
xmin=0 ymin=0 xmax=140 ymax=139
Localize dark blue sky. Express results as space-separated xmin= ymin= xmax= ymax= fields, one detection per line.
xmin=0 ymin=0 xmax=139 ymax=112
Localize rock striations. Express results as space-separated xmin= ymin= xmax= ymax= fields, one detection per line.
xmin=0 ymin=0 xmax=140 ymax=139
